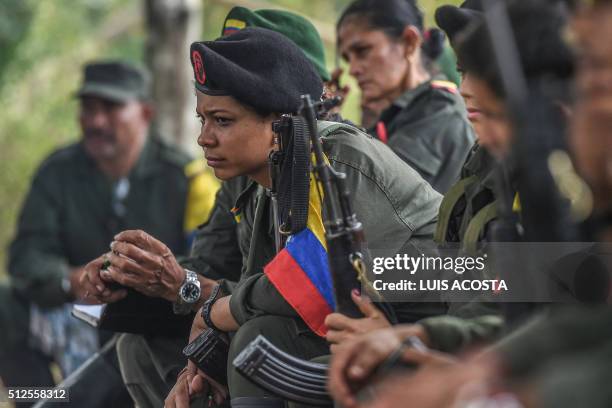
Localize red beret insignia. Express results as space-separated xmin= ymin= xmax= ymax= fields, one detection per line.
xmin=192 ymin=50 xmax=206 ymax=85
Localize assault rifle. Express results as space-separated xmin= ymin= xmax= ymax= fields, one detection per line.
xmin=302 ymin=94 xmax=368 ymax=317
xmin=482 ymin=0 xmax=581 ymax=322
xmin=233 ymin=95 xmax=401 ymax=405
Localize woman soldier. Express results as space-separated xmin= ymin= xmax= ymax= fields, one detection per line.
xmin=86 ymin=27 xmax=443 ymax=407
xmin=336 ymin=0 xmax=475 ymax=194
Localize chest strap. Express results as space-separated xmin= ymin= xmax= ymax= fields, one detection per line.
xmin=434 ymin=175 xmax=479 ymax=244
xmin=462 ymin=201 xmax=498 ymax=254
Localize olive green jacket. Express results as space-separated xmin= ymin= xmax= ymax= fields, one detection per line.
xmin=434 ymin=143 xmax=497 ymax=249
xmin=420 ymin=144 xmax=504 ymax=353
xmin=8 ymin=136 xmax=219 ymax=308
xmin=455 ymin=305 xmax=612 ymax=407
xmin=226 ymin=121 xmax=444 ymax=326
xmin=181 ymin=176 xmax=248 ymax=284
xmin=374 ymin=77 xmax=476 ymax=194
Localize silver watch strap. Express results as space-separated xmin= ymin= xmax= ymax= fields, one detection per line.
xmin=173 ymin=269 xmax=201 ymax=315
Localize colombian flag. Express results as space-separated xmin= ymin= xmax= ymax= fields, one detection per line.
xmin=264 ymin=172 xmax=335 ymax=337
xmin=223 ymin=19 xmax=247 ymax=36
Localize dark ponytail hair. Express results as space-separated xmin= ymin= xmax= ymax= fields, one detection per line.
xmin=337 ymin=0 xmax=445 ymax=65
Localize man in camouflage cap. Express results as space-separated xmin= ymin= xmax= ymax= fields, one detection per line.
xmin=0 ymin=60 xmax=219 ymax=405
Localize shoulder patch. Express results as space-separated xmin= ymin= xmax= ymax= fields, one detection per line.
xmin=431 ymin=80 xmax=458 ymax=95
xmin=223 ymin=19 xmax=246 ymax=36
xmin=184 ymin=169 xmax=220 ymax=233
xmin=231 ymin=206 xmax=242 ymax=223
xmin=512 ymin=192 xmax=521 ymax=213
xmin=317 ymin=120 xmax=360 ymax=139
xmin=184 ymin=159 xmax=206 ymax=179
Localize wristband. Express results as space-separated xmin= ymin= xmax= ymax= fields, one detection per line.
xmin=201 ymin=284 xmax=223 ymax=331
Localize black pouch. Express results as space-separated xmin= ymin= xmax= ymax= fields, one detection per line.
xmin=182 ymin=328 xmax=229 ymax=386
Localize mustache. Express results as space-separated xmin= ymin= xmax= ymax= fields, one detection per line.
xmin=83 ymin=128 xmax=114 ymax=140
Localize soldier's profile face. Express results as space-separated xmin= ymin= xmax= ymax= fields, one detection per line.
xmin=79 ymin=96 xmax=148 ymax=161
xmin=570 ymin=5 xmax=612 ymax=208
xmin=469 ymin=77 xmax=512 ymax=160
xmin=460 ymin=71 xmax=485 ymax=138
xmin=338 ymin=18 xmax=411 ymax=103
xmin=195 ymin=91 xmax=275 ymax=185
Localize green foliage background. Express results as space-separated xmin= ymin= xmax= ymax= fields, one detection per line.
xmin=0 ymin=0 xmax=460 ymax=279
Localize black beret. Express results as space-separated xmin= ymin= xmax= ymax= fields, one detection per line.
xmin=435 ymin=0 xmax=483 ymax=45
xmin=190 ymin=27 xmax=323 ymax=114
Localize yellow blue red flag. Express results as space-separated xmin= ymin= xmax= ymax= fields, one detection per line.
xmin=264 ymin=172 xmax=334 ymax=337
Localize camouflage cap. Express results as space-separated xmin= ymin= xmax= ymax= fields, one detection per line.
xmin=221 ymin=6 xmax=330 ymax=81
xmin=75 ymin=60 xmax=150 ymax=103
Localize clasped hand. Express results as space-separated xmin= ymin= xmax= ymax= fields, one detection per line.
xmin=80 ymin=229 xmax=185 ymax=303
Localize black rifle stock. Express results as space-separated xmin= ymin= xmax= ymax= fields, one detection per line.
xmin=233 ymin=335 xmax=331 ymax=406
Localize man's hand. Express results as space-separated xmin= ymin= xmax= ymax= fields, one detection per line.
xmin=79 ymin=255 xmax=128 ymax=304
xmin=68 ymin=266 xmax=88 ymax=300
xmin=325 ymin=290 xmax=391 ymax=349
xmin=105 ymin=230 xmax=187 ymax=301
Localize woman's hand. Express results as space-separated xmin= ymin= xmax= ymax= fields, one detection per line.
xmin=366 ymin=352 xmax=490 ymax=408
xmin=164 ymin=313 xmax=229 ymax=407
xmin=328 ymin=324 xmax=430 ymax=408
xmin=325 ymin=290 xmax=392 ymax=350
xmin=188 ymin=313 xmax=229 ymax=405
xmin=164 ymin=361 xmax=228 ymax=408
xmin=209 ymin=295 xmax=240 ymax=332
xmin=324 ymin=67 xmax=350 ymax=112
xmin=164 ymin=366 xmax=195 ymax=408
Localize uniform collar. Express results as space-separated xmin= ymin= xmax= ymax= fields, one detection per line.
xmin=231 ymin=179 xmax=260 ymax=216
xmin=390 ymin=77 xmax=438 ymax=110
xmin=463 ymin=144 xmax=495 ymax=179
xmin=376 ymin=75 xmax=447 ymax=131
xmin=129 ymin=133 xmax=166 ymax=179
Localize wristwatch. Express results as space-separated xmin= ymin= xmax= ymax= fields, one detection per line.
xmin=173 ymin=269 xmax=201 ymax=315
xmin=201 ymin=283 xmax=224 ymax=331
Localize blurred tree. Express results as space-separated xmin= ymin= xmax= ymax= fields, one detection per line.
xmin=145 ymin=0 xmax=202 ymax=153
xmin=0 ymin=0 xmax=142 ymax=279
xmin=0 ymin=0 xmax=34 ymax=86
xmin=0 ymin=0 xmax=461 ymax=280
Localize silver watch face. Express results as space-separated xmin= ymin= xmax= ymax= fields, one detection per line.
xmin=180 ymin=282 xmax=201 ymax=303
